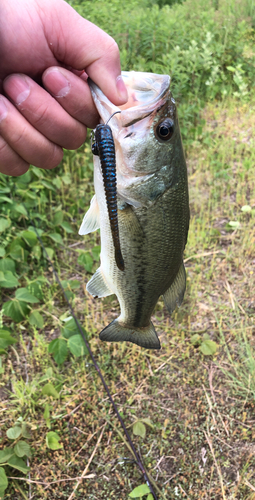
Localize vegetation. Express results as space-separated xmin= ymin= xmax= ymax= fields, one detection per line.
xmin=0 ymin=0 xmax=255 ymax=498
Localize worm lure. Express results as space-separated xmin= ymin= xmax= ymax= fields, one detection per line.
xmin=91 ymin=111 xmax=124 ymax=271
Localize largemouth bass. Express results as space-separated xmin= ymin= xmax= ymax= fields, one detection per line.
xmin=79 ymin=71 xmax=189 ymax=350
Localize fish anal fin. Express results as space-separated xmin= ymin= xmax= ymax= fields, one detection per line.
xmin=86 ymin=268 xmax=113 ymax=298
xmin=79 ymin=195 xmax=100 ymax=235
xmin=163 ymin=261 xmax=186 ymax=314
xmin=99 ymin=320 xmax=161 ymax=350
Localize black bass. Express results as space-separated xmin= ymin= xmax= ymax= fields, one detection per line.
xmin=79 ymin=71 xmax=189 ymax=350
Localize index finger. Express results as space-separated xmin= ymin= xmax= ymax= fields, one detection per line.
xmin=43 ymin=0 xmax=128 ymax=105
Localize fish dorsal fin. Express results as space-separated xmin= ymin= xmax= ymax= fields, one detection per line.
xmin=86 ymin=267 xmax=113 ymax=298
xmin=79 ymin=195 xmax=100 ymax=235
xmin=163 ymin=261 xmax=186 ymax=314
xmin=99 ymin=319 xmax=161 ymax=350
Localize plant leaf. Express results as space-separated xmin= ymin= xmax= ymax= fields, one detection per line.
xmin=133 ymin=421 xmax=146 ymax=439
xmin=129 ymin=484 xmax=151 ymax=498
xmin=0 ymin=218 xmax=10 ymax=233
xmin=0 ymin=447 xmax=15 ymax=463
xmin=48 ymin=338 xmax=68 ymax=365
xmin=7 ymin=455 xmax=30 ymax=473
xmin=42 ymin=383 xmax=59 ymax=399
xmin=200 ymin=340 xmax=217 ymax=356
xmin=0 ymin=271 xmax=19 ymax=288
xmin=68 ymin=334 xmax=88 ymax=357
xmin=6 ymin=425 xmax=22 ymax=440
xmin=46 ymin=431 xmax=63 ymax=450
xmin=0 ymin=467 xmax=8 ymax=494
xmin=29 ymin=310 xmax=44 ymax=328
xmin=15 ymin=287 xmax=40 ymax=303
xmin=14 ymin=441 xmax=31 ymax=458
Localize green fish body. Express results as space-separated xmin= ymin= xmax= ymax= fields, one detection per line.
xmin=79 ymin=71 xmax=189 ymax=349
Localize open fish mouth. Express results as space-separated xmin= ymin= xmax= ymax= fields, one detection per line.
xmin=89 ymin=71 xmax=171 ymax=128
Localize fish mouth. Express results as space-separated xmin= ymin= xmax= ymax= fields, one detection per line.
xmin=89 ymin=71 xmax=170 ymax=128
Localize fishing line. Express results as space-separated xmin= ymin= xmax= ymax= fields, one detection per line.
xmin=28 ymin=216 xmax=158 ymax=500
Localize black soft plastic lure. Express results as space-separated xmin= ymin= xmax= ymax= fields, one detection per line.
xmin=91 ymin=113 xmax=124 ymax=271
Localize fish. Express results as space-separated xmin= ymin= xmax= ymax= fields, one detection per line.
xmin=79 ymin=71 xmax=189 ymax=350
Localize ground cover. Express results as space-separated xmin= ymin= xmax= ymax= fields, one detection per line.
xmin=0 ymin=96 xmax=254 ymax=499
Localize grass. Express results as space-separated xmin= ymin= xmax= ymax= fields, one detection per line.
xmin=0 ymin=95 xmax=254 ymax=499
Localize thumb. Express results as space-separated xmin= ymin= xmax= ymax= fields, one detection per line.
xmin=44 ymin=0 xmax=128 ymax=105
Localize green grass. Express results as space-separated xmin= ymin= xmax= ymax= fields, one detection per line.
xmin=1 ymin=0 xmax=255 ymax=497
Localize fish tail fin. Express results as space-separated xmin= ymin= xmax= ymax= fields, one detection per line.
xmin=99 ymin=320 xmax=161 ymax=350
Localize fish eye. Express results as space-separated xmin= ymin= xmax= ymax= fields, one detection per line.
xmin=155 ymin=118 xmax=175 ymax=142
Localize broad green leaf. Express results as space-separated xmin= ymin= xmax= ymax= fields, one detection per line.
xmin=92 ymin=245 xmax=101 ymax=261
xmin=61 ymin=317 xmax=86 ymax=340
xmin=147 ymin=495 xmax=153 ymax=500
xmin=2 ymin=300 xmax=29 ymax=322
xmin=13 ymin=203 xmax=28 ymax=216
xmin=43 ymin=403 xmax=50 ymax=421
xmin=14 ymin=441 xmax=31 ymax=458
xmin=190 ymin=334 xmax=201 ymax=346
xmin=46 ymin=431 xmax=62 ymax=450
xmin=7 ymin=454 xmax=30 ymax=473
xmin=0 ymin=447 xmax=15 ymax=463
xmin=129 ymin=484 xmax=151 ymax=498
xmin=0 ymin=271 xmax=5 ymax=282
xmin=200 ymin=340 xmax=217 ymax=356
xmin=53 ymin=211 xmax=64 ymax=225
xmin=32 ymin=245 xmax=42 ymax=260
xmin=241 ymin=205 xmax=252 ymax=212
xmin=45 ymin=247 xmax=55 ymax=260
xmin=228 ymin=220 xmax=240 ymax=229
xmin=60 ymin=221 xmax=74 ymax=233
xmin=27 ymin=281 xmax=44 ymax=300
xmin=0 ymin=331 xmax=17 ymax=349
xmin=0 ymin=258 xmax=15 ymax=272
xmin=29 ymin=310 xmax=44 ymax=329
xmin=140 ymin=418 xmax=154 ymax=428
xmin=0 ymin=467 xmax=8 ymax=493
xmin=68 ymin=334 xmax=88 ymax=357
xmin=78 ymin=252 xmax=93 ymax=272
xmin=0 ymin=196 xmax=12 ymax=203
xmin=0 ymin=247 xmax=5 ymax=257
xmin=15 ymin=287 xmax=40 ymax=303
xmin=41 ymin=180 xmax=56 ymax=191
xmin=6 ymin=425 xmax=22 ymax=440
xmin=0 ymin=271 xmax=19 ymax=288
xmin=42 ymin=383 xmax=59 ymax=399
xmin=9 ymin=244 xmax=28 ymax=262
xmin=48 ymin=338 xmax=68 ymax=365
xmin=133 ymin=421 xmax=146 ymax=439
xmin=21 ymin=230 xmax=37 ymax=247
xmin=21 ymin=423 xmax=32 ymax=439
xmin=48 ymin=233 xmax=64 ymax=245
xmin=0 ymin=218 xmax=10 ymax=233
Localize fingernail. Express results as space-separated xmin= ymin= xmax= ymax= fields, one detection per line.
xmin=116 ymin=75 xmax=128 ymax=101
xmin=44 ymin=68 xmax=70 ymax=98
xmin=0 ymin=97 xmax=8 ymax=122
xmin=4 ymin=75 xmax=30 ymax=105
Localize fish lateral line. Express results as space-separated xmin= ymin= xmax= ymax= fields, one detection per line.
xmin=91 ymin=116 xmax=125 ymax=272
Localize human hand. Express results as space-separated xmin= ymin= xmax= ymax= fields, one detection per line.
xmin=0 ymin=0 xmax=128 ymax=176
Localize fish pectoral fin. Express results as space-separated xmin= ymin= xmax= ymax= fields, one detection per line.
xmin=163 ymin=261 xmax=186 ymax=314
xmin=79 ymin=195 xmax=100 ymax=235
xmin=86 ymin=268 xmax=113 ymax=298
xmin=99 ymin=320 xmax=161 ymax=350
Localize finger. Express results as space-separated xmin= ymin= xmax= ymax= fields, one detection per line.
xmin=3 ymin=73 xmax=88 ymax=149
xmin=42 ymin=67 xmax=99 ymax=129
xmin=0 ymin=134 xmax=29 ymax=176
xmin=43 ymin=0 xmax=128 ymax=105
xmin=0 ymin=95 xmax=63 ymax=169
